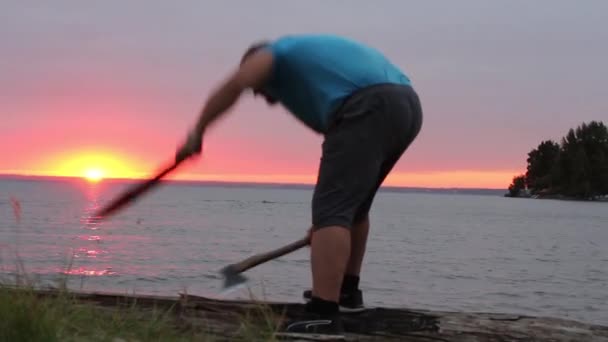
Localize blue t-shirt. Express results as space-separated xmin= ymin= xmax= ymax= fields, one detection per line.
xmin=263 ymin=34 xmax=412 ymax=133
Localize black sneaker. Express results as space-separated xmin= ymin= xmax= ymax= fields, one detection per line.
xmin=276 ymin=313 xmax=345 ymax=340
xmin=302 ymin=290 xmax=366 ymax=313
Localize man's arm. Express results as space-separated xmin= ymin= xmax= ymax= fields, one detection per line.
xmin=194 ymin=49 xmax=274 ymax=135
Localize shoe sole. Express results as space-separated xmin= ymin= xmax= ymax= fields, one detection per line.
xmin=274 ymin=332 xmax=346 ymax=341
xmin=338 ymin=306 xmax=367 ymax=313
xmin=303 ymin=297 xmax=368 ymax=313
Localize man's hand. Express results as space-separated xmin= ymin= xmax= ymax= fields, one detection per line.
xmin=175 ymin=129 xmax=203 ymax=163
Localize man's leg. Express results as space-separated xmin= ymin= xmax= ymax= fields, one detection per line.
xmin=340 ymin=151 xmax=413 ymax=298
xmin=281 ymin=225 xmax=350 ymax=336
xmin=345 ymin=85 xmax=424 ymax=295
xmin=301 ymin=218 xmax=370 ymax=312
xmin=345 ymin=216 xmax=369 ymax=277
xmin=305 ymin=115 xmax=382 ymax=316
xmin=310 ymin=226 xmax=350 ymax=303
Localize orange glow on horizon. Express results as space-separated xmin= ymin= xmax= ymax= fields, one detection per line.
xmin=172 ymin=169 xmax=517 ymax=189
xmin=1 ymin=164 xmax=517 ymax=189
xmin=383 ymin=170 xmax=518 ymax=189
xmin=31 ymin=149 xmax=147 ymax=180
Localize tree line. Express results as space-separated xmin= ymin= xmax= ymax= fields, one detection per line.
xmin=507 ymin=121 xmax=608 ymax=200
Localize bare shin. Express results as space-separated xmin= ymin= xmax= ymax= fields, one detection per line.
xmin=346 ymin=216 xmax=370 ymax=276
xmin=310 ymin=226 xmax=351 ymax=302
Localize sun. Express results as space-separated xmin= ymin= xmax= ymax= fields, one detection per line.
xmin=84 ymin=168 xmax=105 ymax=182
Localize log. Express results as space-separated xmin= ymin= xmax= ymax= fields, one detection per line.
xmin=18 ymin=289 xmax=608 ymax=341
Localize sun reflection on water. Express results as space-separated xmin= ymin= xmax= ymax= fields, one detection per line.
xmin=73 ymin=247 xmax=106 ymax=258
xmin=68 ymin=180 xmax=115 ymax=276
xmin=77 ymin=235 xmax=101 ymax=242
xmin=62 ymin=267 xmax=116 ymax=276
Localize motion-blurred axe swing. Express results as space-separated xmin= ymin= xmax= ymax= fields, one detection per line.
xmin=93 ymin=160 xmax=184 ymax=219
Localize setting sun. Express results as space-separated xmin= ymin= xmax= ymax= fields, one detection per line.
xmin=84 ymin=168 xmax=104 ymax=182
xmin=32 ymin=149 xmax=147 ymax=181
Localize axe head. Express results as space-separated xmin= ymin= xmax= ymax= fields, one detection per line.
xmin=219 ymin=264 xmax=248 ymax=290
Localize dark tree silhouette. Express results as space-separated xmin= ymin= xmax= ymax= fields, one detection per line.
xmin=507 ymin=121 xmax=608 ymax=200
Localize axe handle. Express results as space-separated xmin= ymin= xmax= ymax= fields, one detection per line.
xmin=94 ymin=160 xmax=182 ymax=219
xmin=232 ymin=236 xmax=310 ymax=273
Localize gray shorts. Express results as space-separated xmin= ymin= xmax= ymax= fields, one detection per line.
xmin=312 ymin=83 xmax=423 ymax=230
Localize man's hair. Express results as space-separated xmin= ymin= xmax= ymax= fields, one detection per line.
xmin=240 ymin=40 xmax=270 ymax=65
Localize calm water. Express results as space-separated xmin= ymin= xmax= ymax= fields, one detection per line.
xmin=0 ymin=178 xmax=606 ymax=325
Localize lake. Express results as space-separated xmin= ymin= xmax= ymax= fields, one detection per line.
xmin=0 ymin=177 xmax=606 ymax=325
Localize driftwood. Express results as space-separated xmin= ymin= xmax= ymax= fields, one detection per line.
xmin=21 ymin=289 xmax=608 ymax=341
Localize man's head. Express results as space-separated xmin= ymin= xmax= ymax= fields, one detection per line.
xmin=241 ymin=41 xmax=270 ymax=64
xmin=241 ymin=41 xmax=277 ymax=105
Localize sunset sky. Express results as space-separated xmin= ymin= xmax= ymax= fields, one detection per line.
xmin=1 ymin=1 xmax=607 ymax=188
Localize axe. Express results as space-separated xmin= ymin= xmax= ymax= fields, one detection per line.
xmin=220 ymin=236 xmax=310 ymax=290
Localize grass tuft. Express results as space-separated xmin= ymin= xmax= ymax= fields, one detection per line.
xmin=0 ymin=268 xmax=285 ymax=341
xmin=0 ymin=285 xmax=208 ymax=342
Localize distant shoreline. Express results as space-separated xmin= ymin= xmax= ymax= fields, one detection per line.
xmin=505 ymin=192 xmax=608 ymax=202
xmin=0 ymin=173 xmax=506 ymax=196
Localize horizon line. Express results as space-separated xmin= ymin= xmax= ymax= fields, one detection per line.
xmin=0 ymin=172 xmax=507 ymax=192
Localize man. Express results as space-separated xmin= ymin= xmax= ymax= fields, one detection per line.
xmin=176 ymin=34 xmax=423 ymax=336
